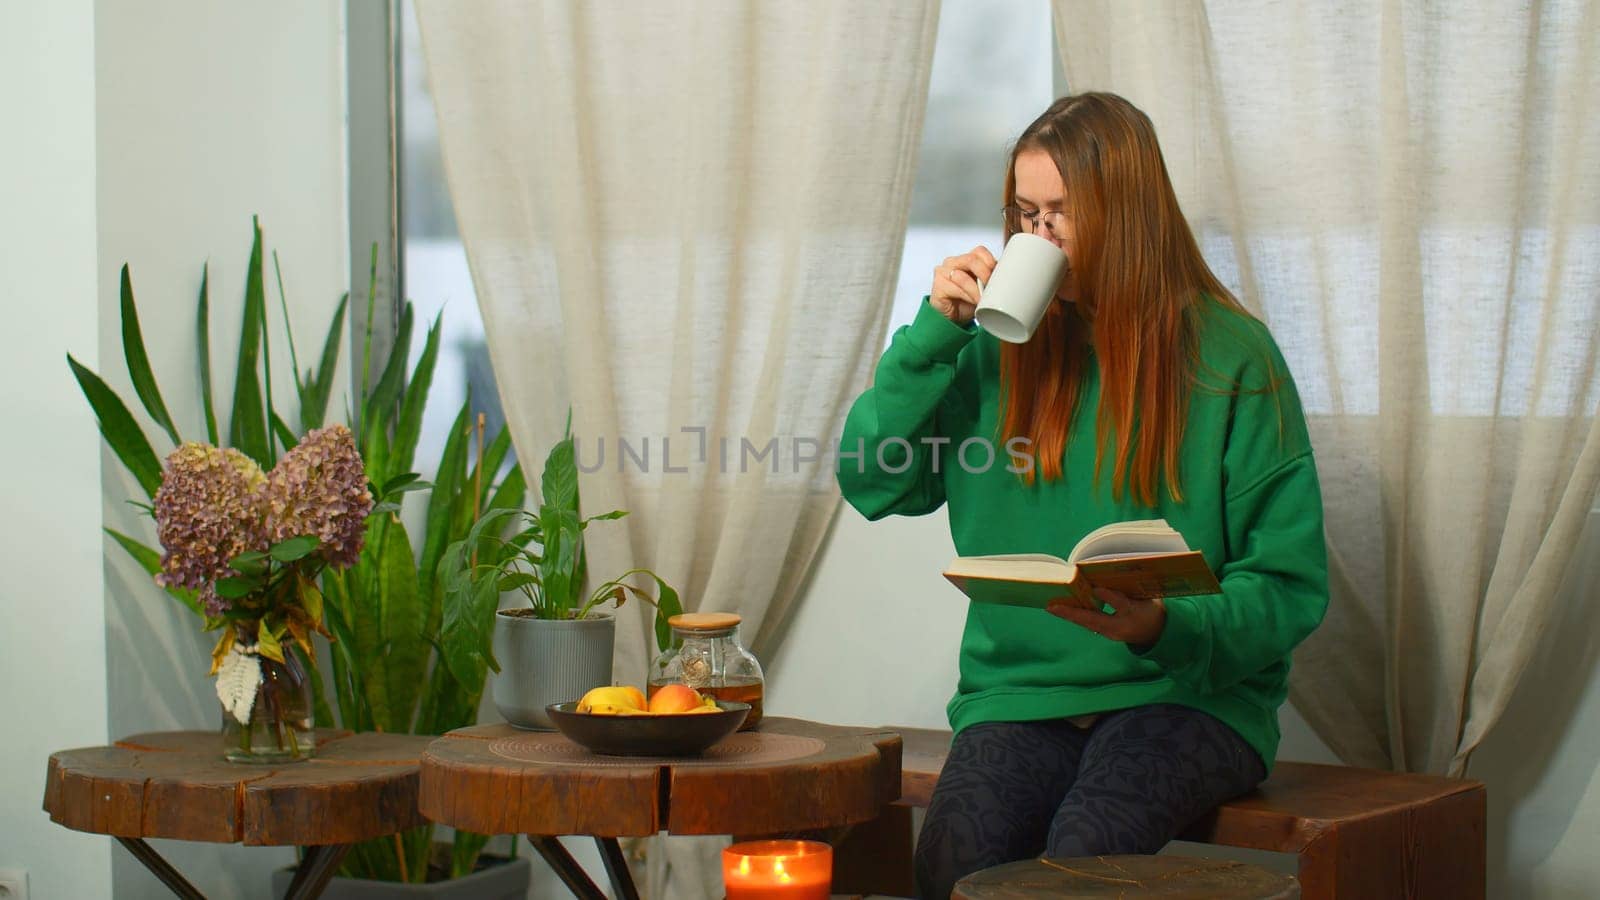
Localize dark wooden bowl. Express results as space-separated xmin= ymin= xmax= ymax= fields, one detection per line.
xmin=545 ymin=701 xmax=751 ymax=757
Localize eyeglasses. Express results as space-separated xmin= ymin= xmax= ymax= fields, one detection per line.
xmin=1002 ymin=206 xmax=1070 ymax=240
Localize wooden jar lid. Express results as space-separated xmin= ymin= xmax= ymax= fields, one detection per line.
xmin=668 ymin=612 xmax=742 ymax=632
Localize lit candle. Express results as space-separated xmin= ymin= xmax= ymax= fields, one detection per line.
xmin=722 ymin=840 xmax=832 ymax=900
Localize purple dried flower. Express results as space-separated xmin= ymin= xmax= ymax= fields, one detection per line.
xmin=154 ymin=443 xmax=268 ymax=615
xmin=263 ymin=424 xmax=373 ymax=568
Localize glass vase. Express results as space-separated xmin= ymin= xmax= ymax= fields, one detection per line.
xmin=221 ymin=650 xmax=315 ymax=764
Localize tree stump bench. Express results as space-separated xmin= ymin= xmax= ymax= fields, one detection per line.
xmin=953 ymin=855 xmax=1298 ymax=899
xmin=832 ymin=727 xmax=1485 ymax=900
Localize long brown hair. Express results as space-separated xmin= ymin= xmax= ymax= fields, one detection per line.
xmin=999 ymin=92 xmax=1245 ymax=505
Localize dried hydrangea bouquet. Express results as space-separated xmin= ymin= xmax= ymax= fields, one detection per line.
xmin=153 ymin=424 xmax=372 ymax=762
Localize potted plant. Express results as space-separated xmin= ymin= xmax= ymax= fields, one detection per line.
xmin=441 ymin=420 xmax=682 ymax=730
xmin=71 ymin=221 xmax=535 ymax=894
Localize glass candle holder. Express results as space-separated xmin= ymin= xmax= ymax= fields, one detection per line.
xmin=722 ymin=840 xmax=831 ymax=900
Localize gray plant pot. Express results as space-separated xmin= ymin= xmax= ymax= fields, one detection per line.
xmin=491 ymin=610 xmax=616 ymax=730
xmin=271 ymin=856 xmax=529 ymax=899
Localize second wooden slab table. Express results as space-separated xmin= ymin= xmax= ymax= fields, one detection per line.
xmin=420 ymin=717 xmax=902 ymax=899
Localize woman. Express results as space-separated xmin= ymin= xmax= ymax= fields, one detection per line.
xmin=837 ymin=92 xmax=1328 ymax=898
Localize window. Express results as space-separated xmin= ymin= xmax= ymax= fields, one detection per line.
xmin=892 ymin=0 xmax=1058 ymax=341
xmin=399 ymin=0 xmax=507 ymax=471
xmin=398 ymin=0 xmax=1063 ymax=433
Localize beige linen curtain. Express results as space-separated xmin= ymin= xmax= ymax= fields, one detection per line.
xmin=416 ymin=1 xmax=939 ymax=893
xmin=1053 ymin=0 xmax=1600 ymax=775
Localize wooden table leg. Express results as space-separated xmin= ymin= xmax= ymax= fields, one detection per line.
xmin=115 ymin=837 xmax=206 ymax=900
xmin=528 ymin=835 xmax=608 ymax=900
xmin=595 ymin=837 xmax=642 ymax=900
xmin=281 ymin=844 xmax=352 ymax=900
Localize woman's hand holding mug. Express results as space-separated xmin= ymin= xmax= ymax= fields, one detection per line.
xmin=930 ymin=247 xmax=998 ymax=327
xmin=929 ymin=236 xmax=1071 ymax=341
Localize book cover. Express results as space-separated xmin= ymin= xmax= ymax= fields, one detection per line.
xmin=942 ymin=520 xmax=1222 ymax=611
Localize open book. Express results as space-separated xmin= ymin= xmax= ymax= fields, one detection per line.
xmin=942 ymin=519 xmax=1221 ymax=611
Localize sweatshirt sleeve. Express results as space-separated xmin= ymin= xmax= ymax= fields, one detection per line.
xmin=1131 ymin=328 xmax=1330 ymax=695
xmin=837 ymin=299 xmax=978 ymax=520
xmin=1135 ymin=453 xmax=1330 ymax=694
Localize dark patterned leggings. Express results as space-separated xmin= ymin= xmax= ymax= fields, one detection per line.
xmin=913 ymin=704 xmax=1267 ymax=900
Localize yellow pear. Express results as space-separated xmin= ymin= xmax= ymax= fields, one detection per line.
xmin=576 ymin=685 xmax=648 ymax=715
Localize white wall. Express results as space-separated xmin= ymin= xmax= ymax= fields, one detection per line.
xmin=90 ymin=2 xmax=348 ymax=897
xmin=0 ymin=3 xmax=113 ymax=899
xmin=772 ymin=490 xmax=1600 ymax=896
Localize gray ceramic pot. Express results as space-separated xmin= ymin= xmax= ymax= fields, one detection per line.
xmin=491 ymin=610 xmax=615 ymax=730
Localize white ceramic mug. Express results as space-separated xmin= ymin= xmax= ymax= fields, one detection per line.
xmin=973 ymin=232 xmax=1070 ymax=343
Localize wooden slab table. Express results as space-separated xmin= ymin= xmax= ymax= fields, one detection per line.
xmin=420 ymin=717 xmax=902 ymax=900
xmin=43 ymin=730 xmax=431 ymax=899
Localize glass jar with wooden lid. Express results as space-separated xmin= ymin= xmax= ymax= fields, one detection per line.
xmin=649 ymin=612 xmax=765 ymax=730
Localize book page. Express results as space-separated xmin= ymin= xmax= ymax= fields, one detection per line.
xmin=944 ymin=554 xmax=1073 ymax=583
xmin=1066 ymin=519 xmax=1190 ymax=564
xmin=958 ymin=553 xmax=1070 ymax=564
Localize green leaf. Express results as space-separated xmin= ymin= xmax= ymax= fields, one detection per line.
xmin=257 ymin=623 xmax=285 ymax=664
xmin=651 ymin=574 xmax=683 ymax=653
xmin=297 ymin=572 xmax=324 ymax=628
xmin=371 ymin=500 xmax=403 ymax=516
xmin=382 ymin=472 xmax=423 ymax=492
xmin=229 ymin=218 xmax=270 ymax=467
xmin=301 ymin=293 xmax=347 ymax=432
xmin=449 ymin=831 xmax=494 ymax=881
xmin=293 ymin=641 xmax=335 ymax=728
xmin=483 ymin=464 xmax=529 ymax=569
xmin=389 ymin=311 xmax=441 ymax=483
xmin=378 ymin=472 xmax=430 ymax=500
xmin=270 ymin=411 xmax=298 ymax=452
xmin=379 ymin=519 xmax=425 ymax=733
xmin=440 ymin=539 xmax=503 ymax=686
xmin=320 ymin=572 xmax=368 ymax=730
xmin=497 ymin=572 xmax=540 ymax=593
xmin=271 ymin=249 xmax=303 ymax=395
xmin=229 ymin=550 xmax=270 ymax=575
xmin=268 ymin=535 xmax=319 ymax=562
xmin=119 ymin=265 xmax=181 ymax=447
xmin=418 ymin=400 xmax=472 ymax=607
xmin=540 ymin=435 xmax=579 ymax=513
xmin=582 ymin=509 xmax=628 ymax=527
xmin=345 ymin=535 xmax=393 ymax=732
xmin=195 ymin=262 xmax=220 ymax=445
xmin=215 ymin=576 xmax=262 ymax=600
xmin=105 ymin=528 xmax=202 ymax=617
xmin=538 ymin=505 xmax=581 ymax=616
xmin=69 ymin=355 xmax=163 ymax=499
xmin=258 ymin=260 xmax=277 ymax=468
xmin=360 ymin=303 xmax=415 ymax=468
xmin=472 ymin=426 xmax=514 ymax=507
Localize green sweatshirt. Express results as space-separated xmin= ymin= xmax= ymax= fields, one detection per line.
xmin=837 ymin=298 xmax=1328 ymax=769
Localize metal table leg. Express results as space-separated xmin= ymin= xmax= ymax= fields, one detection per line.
xmin=115 ymin=838 xmax=206 ymax=899
xmin=595 ymin=837 xmax=642 ymax=900
xmin=281 ymin=844 xmax=352 ymax=900
xmin=529 ymin=835 xmax=609 ymax=900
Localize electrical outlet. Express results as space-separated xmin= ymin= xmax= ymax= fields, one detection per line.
xmin=0 ymin=869 xmax=27 ymax=900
